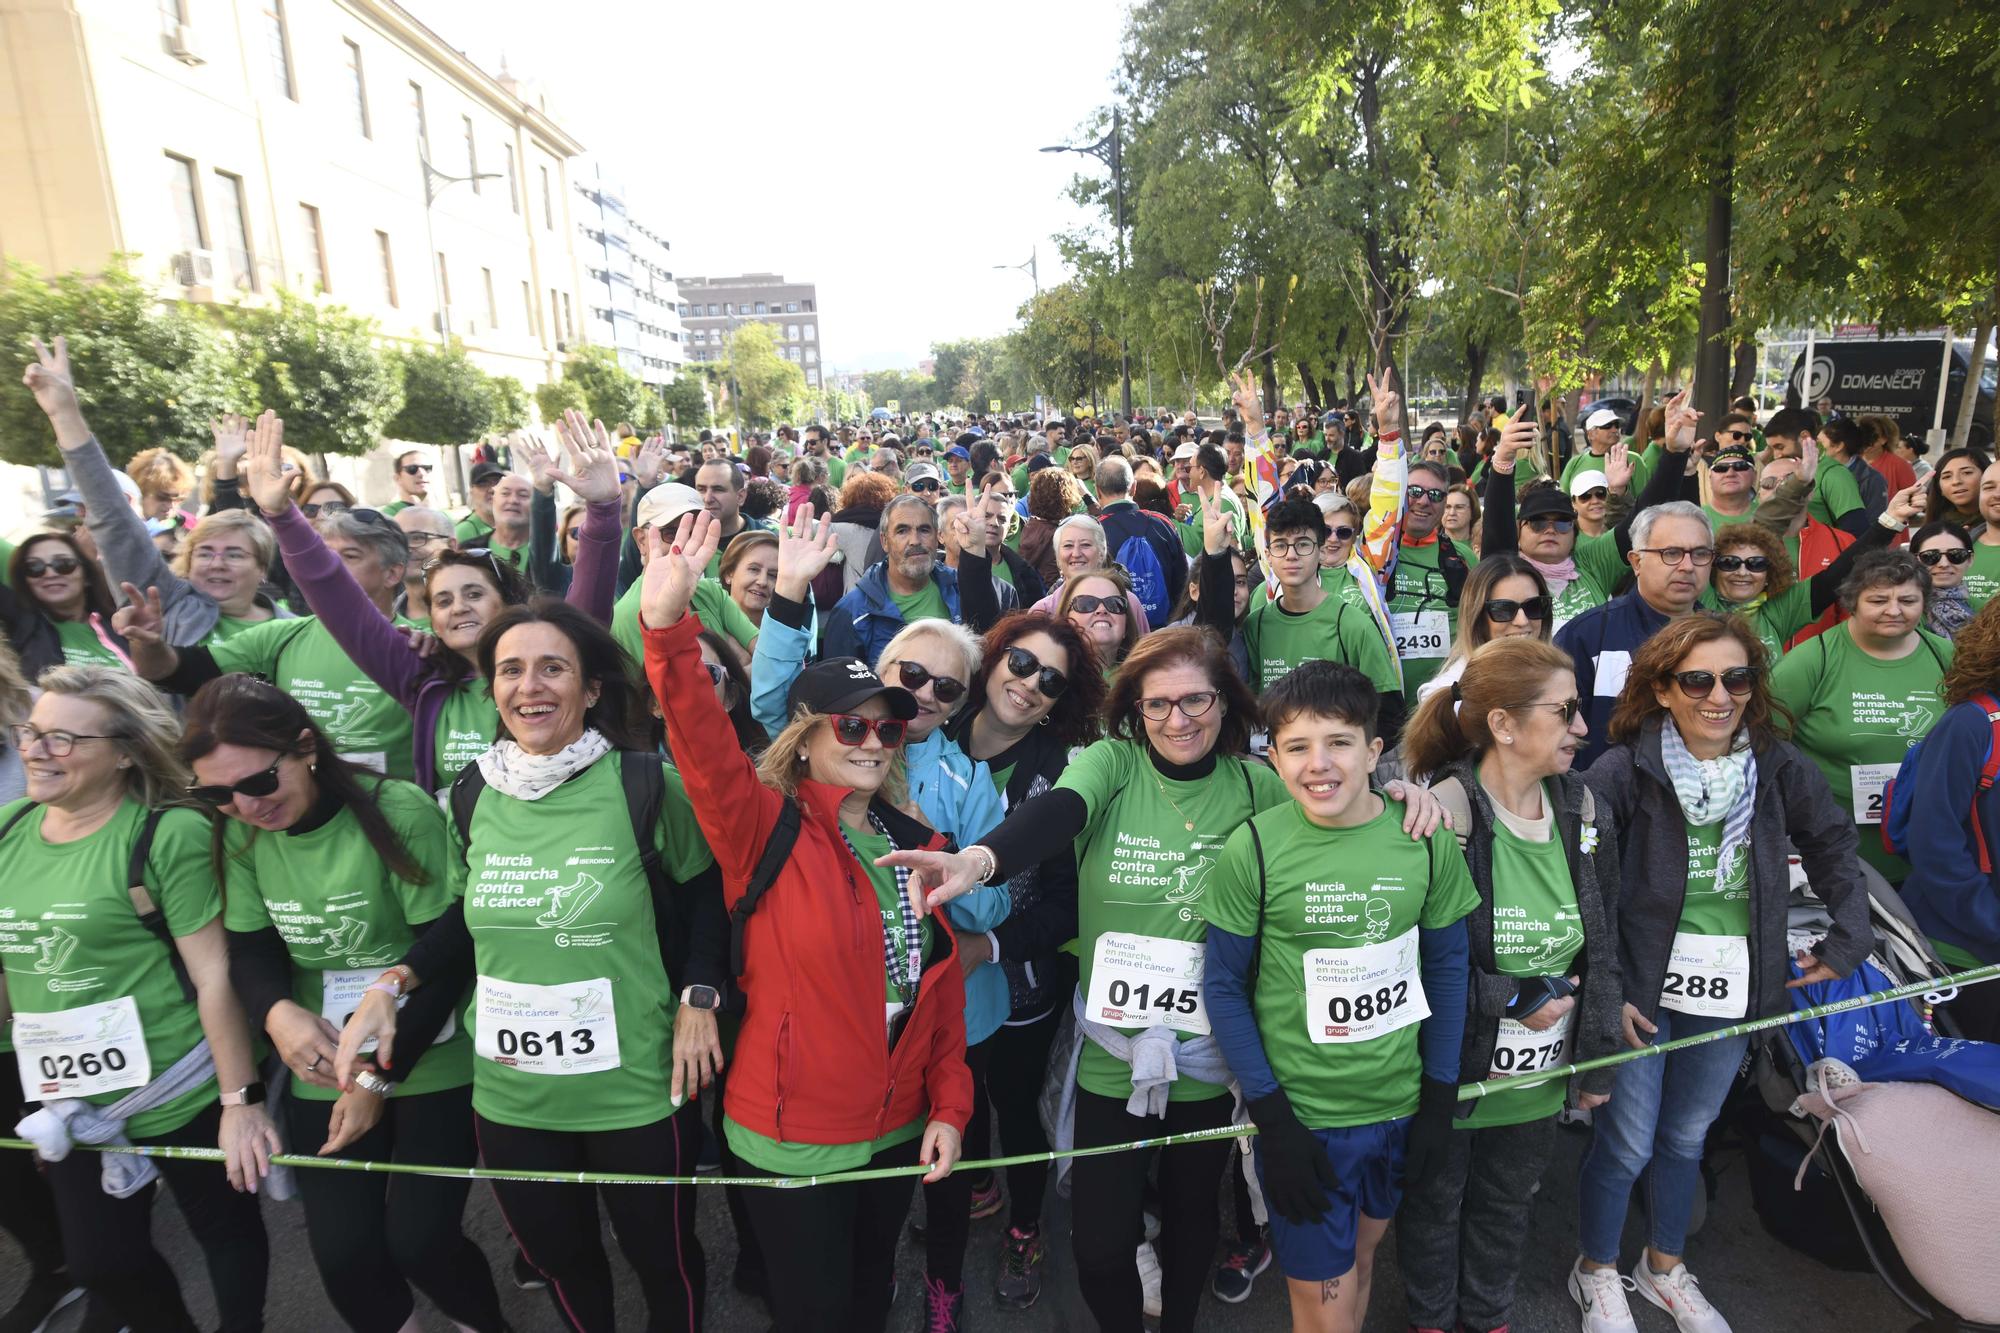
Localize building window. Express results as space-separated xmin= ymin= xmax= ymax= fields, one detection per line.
xmin=707 ymin=303 xmax=718 ymax=316
xmin=786 ymin=301 xmax=798 ymax=313
xmin=482 ymin=267 xmax=497 ymax=327
xmin=504 ymin=144 xmax=519 ymax=213
xmin=785 ymin=323 xmax=799 ymax=340
xmin=375 ymin=230 xmax=397 ymax=307
xmin=522 ymin=280 xmax=535 ymax=335
xmin=754 ymin=301 xmax=767 ymax=315
xmin=803 ymin=299 xmax=815 ymax=312
xmin=549 ymin=288 xmax=561 ymax=342
xmin=298 ymin=203 xmax=327 ymax=291
xmin=561 ymin=293 xmax=573 ymax=342
xmin=804 ymin=347 xmax=816 ymax=365
xmin=540 ymin=165 xmax=553 ymax=230
xmin=213 ymin=173 xmax=255 ymax=287
xmin=342 ymin=39 xmax=369 ymax=138
xmin=409 ymin=81 xmax=428 ymax=156
xmin=263 ymin=1 xmax=295 ymax=99
xmin=802 ymin=323 xmax=816 ymax=341
xmin=461 ymin=116 xmax=479 ymax=191
xmin=164 ymin=152 xmax=204 ymax=253
xmin=807 ymin=370 xmax=819 ymax=387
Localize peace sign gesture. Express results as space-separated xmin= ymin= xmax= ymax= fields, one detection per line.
xmin=1229 ymin=368 xmax=1265 ymax=435
xmin=1365 ymin=367 xmax=1400 ymax=435
xmin=1662 ymin=388 xmax=1701 ymax=454
xmin=24 ymin=335 xmax=91 ymax=450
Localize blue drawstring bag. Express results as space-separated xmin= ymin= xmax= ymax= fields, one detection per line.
xmin=1785 ymin=956 xmax=2000 ymax=1112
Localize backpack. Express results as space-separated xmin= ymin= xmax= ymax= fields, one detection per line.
xmin=0 ymin=803 xmax=193 ymax=1002
xmin=1880 ymin=691 xmax=2000 ymax=869
xmin=1116 ymin=531 xmax=1173 ymax=626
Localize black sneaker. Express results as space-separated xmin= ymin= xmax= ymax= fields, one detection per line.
xmin=512 ymin=1252 xmax=548 ymax=1291
xmin=1211 ymin=1235 xmax=1271 ymax=1304
xmin=0 ymin=1272 xmax=83 ymax=1333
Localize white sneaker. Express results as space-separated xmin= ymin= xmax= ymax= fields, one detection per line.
xmin=1631 ymin=1260 xmax=1732 ymax=1333
xmin=1136 ymin=1240 xmax=1163 ymax=1320
xmin=1568 ymin=1258 xmax=1639 ymax=1332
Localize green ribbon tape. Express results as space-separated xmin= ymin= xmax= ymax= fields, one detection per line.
xmin=6 ymin=964 xmax=1991 ymax=1190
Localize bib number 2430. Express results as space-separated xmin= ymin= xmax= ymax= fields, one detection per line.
xmin=1390 ymin=611 xmax=1448 ymax=661
xmin=475 ymin=975 xmax=621 ymax=1075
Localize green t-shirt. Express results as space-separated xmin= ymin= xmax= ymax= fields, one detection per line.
xmin=1701 ymin=582 xmax=1812 ymax=661
xmin=989 ymin=763 xmax=1016 ymax=796
xmin=1560 ymin=440 xmax=1655 ymax=496
xmin=0 ymin=801 xmax=219 ymax=1137
xmin=1243 ymin=588 xmax=1398 ymax=695
xmin=1573 ymin=532 xmax=1628 ymax=601
xmin=1204 ymin=801 xmax=1479 ymax=1128
xmin=1964 ymin=541 xmax=2000 ymax=611
xmin=378 ymin=500 xmax=411 ymax=517
xmin=1771 ymin=626 xmax=1951 ymax=880
xmin=824 ymin=455 xmax=847 ymax=489
xmin=451 ymin=756 xmax=713 ymax=1132
xmin=204 ymin=614 xmax=269 ymax=645
xmin=1251 ymin=565 xmax=1370 ymax=613
xmin=889 ymin=578 xmax=949 ymax=625
xmin=219 ymin=781 xmax=470 ymax=1100
xmin=454 ymin=514 xmax=496 ymax=546
xmin=1703 ymin=500 xmax=1759 ymax=535
xmin=1805 ymin=453 xmax=1865 ymax=530
xmin=1058 ymin=741 xmax=1291 ymax=1102
xmin=1548 ymin=570 xmax=1610 ymax=633
xmin=489 ymin=539 xmax=530 ymax=582
xmin=613 ymin=576 xmax=758 ymax=670
xmin=54 ymin=619 xmax=124 ymax=669
xmin=207 ymin=616 xmax=417 ymax=781
xmin=1679 ymin=820 xmax=1750 ymax=936
xmin=1388 ymin=538 xmax=1476 ymax=703
xmin=432 ymin=681 xmax=499 ymax=793
xmin=1178 ymin=491 xmax=1251 ymax=558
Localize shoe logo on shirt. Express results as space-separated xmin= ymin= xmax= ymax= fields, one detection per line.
xmin=1163 ymin=855 xmax=1212 ymax=904
xmin=1523 ymin=925 xmax=1585 ymax=972
xmin=325 ymin=697 xmax=372 ymax=732
xmin=537 ymin=873 xmax=604 ymax=929
xmin=569 ymin=986 xmax=606 ymax=1020
xmin=32 ymin=926 xmax=78 ymax=976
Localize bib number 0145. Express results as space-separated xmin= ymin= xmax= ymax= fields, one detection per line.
xmin=1085 ymin=933 xmax=1211 ymax=1034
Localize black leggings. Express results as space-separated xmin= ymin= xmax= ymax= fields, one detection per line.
xmin=923 ymin=1036 xmax=991 ymax=1286
xmin=708 ymin=1064 xmax=765 ymax=1282
xmin=282 ymin=1086 xmax=501 ymax=1332
xmin=985 ymin=1005 xmax=1063 ymax=1230
xmin=740 ymin=1135 xmax=921 ymax=1333
xmin=44 ymin=1101 xmax=268 ymax=1333
xmin=476 ymin=1100 xmax=706 ymax=1333
xmin=1071 ymin=1088 xmax=1235 ymax=1333
xmin=0 ymin=1058 xmax=66 ymax=1278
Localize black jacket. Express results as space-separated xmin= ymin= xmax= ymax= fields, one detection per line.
xmin=1097 ymin=499 xmax=1187 ymax=615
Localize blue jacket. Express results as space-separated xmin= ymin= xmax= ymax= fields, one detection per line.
xmin=1900 ymin=699 xmax=2000 ymax=963
xmin=1554 ymin=590 xmax=1673 ymax=771
xmin=822 ymin=561 xmax=965 ymax=666
xmin=751 ymin=593 xmax=1013 ymax=1043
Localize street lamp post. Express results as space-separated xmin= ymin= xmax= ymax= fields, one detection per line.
xmin=1042 ymin=109 xmax=1132 ymax=421
xmin=993 ymin=247 xmax=1040 ymax=296
xmin=420 ymin=153 xmax=502 ymax=498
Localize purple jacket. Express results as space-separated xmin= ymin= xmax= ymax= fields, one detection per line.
xmin=272 ymin=496 xmax=622 ymax=790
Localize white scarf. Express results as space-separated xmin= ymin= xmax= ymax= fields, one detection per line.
xmin=476 ymin=728 xmax=612 ymax=800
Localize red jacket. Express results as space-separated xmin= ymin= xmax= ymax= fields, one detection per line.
xmin=646 ymin=614 xmax=972 ymax=1147
xmin=1786 ymin=517 xmax=1858 ymax=650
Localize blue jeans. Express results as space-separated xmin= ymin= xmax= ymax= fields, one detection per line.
xmin=1576 ymin=1007 xmax=1748 ymax=1263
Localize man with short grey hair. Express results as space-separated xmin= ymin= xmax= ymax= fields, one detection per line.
xmin=822 ymin=493 xmax=1000 ymax=662
xmin=1093 ymin=453 xmax=1186 ymax=619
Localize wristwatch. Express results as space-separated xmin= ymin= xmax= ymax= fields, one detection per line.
xmin=680 ymin=985 xmax=722 ymax=1012
xmin=353 ymin=1069 xmax=395 ymax=1100
xmin=219 ymin=1082 xmax=266 ymax=1107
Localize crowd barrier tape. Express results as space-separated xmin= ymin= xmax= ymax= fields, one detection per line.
xmin=2 ymin=963 xmax=1992 ymax=1191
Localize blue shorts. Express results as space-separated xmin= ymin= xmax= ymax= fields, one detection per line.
xmin=1252 ymin=1116 xmax=1411 ymax=1281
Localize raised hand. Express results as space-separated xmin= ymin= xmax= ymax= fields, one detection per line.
xmin=1365 ymin=367 xmax=1401 ymax=435
xmin=632 ymin=434 xmax=668 ymax=490
xmin=1494 ymin=415 xmax=1539 ymax=473
xmin=555 ymin=412 xmax=621 ymax=504
xmin=1200 ymin=478 xmax=1233 ymax=555
xmin=513 ymin=432 xmax=557 ymax=494
xmin=1887 ymin=481 xmax=1926 ymax=526
xmin=1229 ymin=369 xmax=1265 ymax=436
xmin=1662 ymin=388 xmax=1700 ymax=453
xmin=24 ymin=335 xmax=90 ymax=449
xmin=638 ymin=512 xmax=721 ymax=631
xmin=772 ymin=510 xmax=838 ymax=602
xmin=1604 ymin=439 xmax=1634 ymax=494
xmin=111 ymin=583 xmax=166 ymax=645
xmin=241 ymin=410 xmax=294 ymax=516
xmin=210 ymin=414 xmax=251 ymax=478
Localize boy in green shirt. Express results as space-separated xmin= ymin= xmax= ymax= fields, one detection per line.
xmin=1204 ymin=661 xmax=1474 ymax=1330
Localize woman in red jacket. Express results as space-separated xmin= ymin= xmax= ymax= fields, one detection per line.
xmin=641 ymin=511 xmax=971 ymax=1333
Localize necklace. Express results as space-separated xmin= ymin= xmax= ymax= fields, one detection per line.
xmin=1151 ymin=766 xmax=1199 ymax=832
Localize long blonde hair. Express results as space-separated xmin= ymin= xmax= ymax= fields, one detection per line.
xmin=36 ymin=665 xmax=190 ymax=808
xmin=0 ymin=639 xmax=32 ymax=726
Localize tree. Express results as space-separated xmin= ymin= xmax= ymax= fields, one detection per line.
xmin=534 ymin=377 xmax=586 ymax=425
xmin=560 ymin=346 xmax=651 ymax=428
xmin=388 ymin=339 xmax=495 ymax=445
xmin=230 ymin=290 xmax=401 ymax=457
xmin=487 ymin=374 xmax=531 ymax=432
xmin=725 ymin=322 xmax=808 ymax=428
xmin=1012 ymin=283 xmax=1120 ymax=411
xmin=661 ymin=373 xmax=711 ymax=431
xmin=0 ymin=260 xmax=247 ymax=466
xmin=861 ymin=369 xmax=937 ymax=414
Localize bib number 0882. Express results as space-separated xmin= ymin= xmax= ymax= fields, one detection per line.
xmin=1325 ymin=980 xmax=1408 ymax=1025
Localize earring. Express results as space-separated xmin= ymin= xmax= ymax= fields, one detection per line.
xmin=797 ymin=751 xmax=808 ymax=762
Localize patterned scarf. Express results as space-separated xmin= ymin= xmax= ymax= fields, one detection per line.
xmin=1524 ymin=554 xmax=1578 ymax=597
xmin=1929 ymin=584 xmax=1976 ymax=640
xmin=840 ymin=812 xmax=923 ymax=1010
xmin=1661 ymin=717 xmax=1757 ymax=882
xmin=476 ymin=728 xmax=613 ymax=801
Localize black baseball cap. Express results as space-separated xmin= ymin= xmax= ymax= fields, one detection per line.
xmin=1713 ymin=443 xmax=1756 ymax=466
xmin=469 ymin=461 xmax=506 ymax=486
xmin=1517 ymin=486 xmax=1576 ymax=522
xmin=785 ymin=657 xmax=919 ymax=721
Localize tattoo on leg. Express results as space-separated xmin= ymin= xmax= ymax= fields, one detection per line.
xmin=1320 ymin=1277 xmax=1340 ymax=1304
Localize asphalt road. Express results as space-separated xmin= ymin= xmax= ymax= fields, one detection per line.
xmin=0 ymin=1106 xmax=1917 ymax=1332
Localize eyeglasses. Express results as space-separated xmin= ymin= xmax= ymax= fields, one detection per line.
xmin=1136 ymin=690 xmax=1219 ymax=721
xmin=1577 ymin=488 xmax=1609 ymax=502
xmin=910 ymin=478 xmax=941 ymax=494
xmin=1003 ymin=646 xmax=1068 ymax=698
xmin=828 ymin=713 xmax=906 ymax=748
xmin=187 ymin=755 xmax=285 ymax=807
xmin=1917 ymin=546 xmax=1973 ymax=566
xmin=1520 ymin=698 xmax=1584 ymax=724
xmin=23 ymin=556 xmax=80 ymax=577
xmin=1635 ymin=545 xmax=1715 ymax=567
xmin=405 ymin=530 xmax=451 ymax=548
xmin=301 ymin=501 xmax=351 ymax=519
xmin=1482 ymin=596 xmax=1550 ymax=623
xmin=1071 ymin=594 xmax=1128 ymax=617
xmin=1672 ymin=667 xmax=1759 ymax=699
xmin=1409 ymin=486 xmax=1447 ymax=504
xmin=400 ymin=464 xmax=435 ymax=476
xmin=1710 ymin=460 xmax=1755 ymax=476
xmin=1524 ymin=515 xmax=1575 ymax=535
xmin=894 ymin=660 xmax=967 ymax=705
xmin=1712 ymin=554 xmax=1771 ymax=573
xmin=10 ymin=724 xmax=116 ymax=757
xmin=1268 ymin=539 xmax=1321 ymax=558
xmin=424 ymin=547 xmax=508 ymax=581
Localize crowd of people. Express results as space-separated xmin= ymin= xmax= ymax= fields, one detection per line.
xmin=0 ymin=331 xmax=1994 ymax=1333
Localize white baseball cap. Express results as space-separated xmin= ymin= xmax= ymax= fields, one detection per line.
xmin=634 ymin=482 xmax=703 ymax=531
xmin=1171 ymin=442 xmax=1198 ymax=462
xmin=1569 ymin=469 xmax=1610 ymax=497
xmin=1584 ymin=407 xmax=1621 ymax=431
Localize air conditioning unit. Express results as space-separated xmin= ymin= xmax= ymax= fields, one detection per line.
xmin=166 ymin=22 xmax=205 ymax=66
xmin=172 ymin=249 xmax=219 ymax=288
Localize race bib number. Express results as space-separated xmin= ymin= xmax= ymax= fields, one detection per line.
xmin=1594 ymin=650 xmax=1632 ymax=697
xmin=338 ymin=751 xmax=387 ymax=774
xmin=14 ymin=995 xmax=151 ymax=1100
xmin=1086 ymin=933 xmax=1210 ymax=1034
xmin=474 ymin=975 xmax=620 ymax=1075
xmin=1303 ymin=929 xmax=1429 ymax=1044
xmin=1390 ymin=610 xmax=1448 ymax=660
xmin=1849 ymin=763 xmax=1899 ymax=826
xmin=1489 ymin=1011 xmax=1572 ymax=1079
xmin=1660 ymin=932 xmax=1749 ymax=1019
xmin=320 ymin=968 xmax=454 ymax=1054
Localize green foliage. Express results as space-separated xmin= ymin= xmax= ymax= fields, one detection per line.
xmin=534 ymin=377 xmax=586 ymax=425
xmin=1011 ymin=283 xmax=1120 ymax=410
xmin=631 ymin=390 xmax=666 ymax=433
xmin=0 ymin=260 xmax=248 ymax=467
xmin=487 ymin=374 xmax=531 ymax=432
xmin=861 ymin=369 xmax=937 ymax=415
xmin=231 ymin=290 xmax=401 ymax=457
xmin=723 ymin=322 xmax=808 ymax=428
xmin=560 ymin=346 xmax=651 ymax=429
xmin=388 ymin=340 xmax=494 ymax=445
xmin=660 ymin=373 xmax=711 ymax=430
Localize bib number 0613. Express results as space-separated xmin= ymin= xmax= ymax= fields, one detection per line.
xmin=490 ymin=1026 xmax=596 ymax=1059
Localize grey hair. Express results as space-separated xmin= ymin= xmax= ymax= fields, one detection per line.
xmin=1095 ymin=456 xmax=1134 ymax=496
xmin=1629 ymin=500 xmax=1712 ymax=551
xmin=882 ymin=492 xmax=936 ymax=528
xmin=1837 ymin=548 xmax=1932 ymax=614
xmin=1054 ymin=513 xmax=1107 ymax=561
xmin=937 ymin=493 xmax=969 ymax=523
xmin=877 ymin=618 xmax=983 ymax=689
xmin=395 ymin=505 xmax=453 ymax=534
xmin=316 ymin=511 xmax=410 ymax=569
xmin=35 ymin=665 xmax=190 ymax=809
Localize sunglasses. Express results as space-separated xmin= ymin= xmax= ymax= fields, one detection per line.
xmin=1524 ymin=515 xmax=1575 ymax=535
xmin=1672 ymin=666 xmax=1759 ymax=699
xmin=1713 ymin=554 xmax=1771 ymax=573
xmin=1577 ymin=488 xmax=1609 ymax=502
xmin=301 ymin=501 xmax=351 ymax=519
xmin=1710 ymin=461 xmax=1755 ymax=475
xmin=188 ymin=755 xmax=285 ymax=807
xmin=1328 ymin=525 xmax=1357 ymax=543
xmin=1409 ymin=486 xmax=1447 ymax=504
xmin=1522 ymin=698 xmax=1584 ymax=724
xmin=1917 ymin=546 xmax=1973 ymax=566
xmin=828 ymin=713 xmax=906 ymax=748
xmin=895 ymin=660 xmax=966 ymax=704
xmin=1136 ymin=690 xmax=1219 ymax=721
xmin=1721 ymin=429 xmax=1752 ymax=442
xmin=1482 ymin=596 xmax=1550 ymax=623
xmin=700 ymin=661 xmax=728 ymax=686
xmin=1070 ymin=594 xmax=1129 ymax=617
xmin=23 ymin=556 xmax=80 ymax=577
xmin=400 ymin=464 xmax=435 ymax=475
xmin=1004 ymin=646 xmax=1068 ymax=698
xmin=910 ymin=479 xmax=941 ymax=494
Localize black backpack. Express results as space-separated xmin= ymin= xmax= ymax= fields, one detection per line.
xmin=0 ymin=803 xmax=194 ymax=1002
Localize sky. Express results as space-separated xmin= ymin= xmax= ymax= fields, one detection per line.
xmin=402 ymin=0 xmax=1133 ymax=375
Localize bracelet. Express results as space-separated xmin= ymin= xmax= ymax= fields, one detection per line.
xmin=1877 ymin=510 xmax=1908 ymax=532
xmin=1378 ymin=429 xmax=1402 ymax=443
xmin=968 ymin=845 xmax=999 ymax=886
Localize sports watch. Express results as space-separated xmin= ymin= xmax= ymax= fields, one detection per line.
xmin=680 ymin=985 xmax=722 ymax=1012
xmin=219 ymin=1082 xmax=266 ymax=1107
